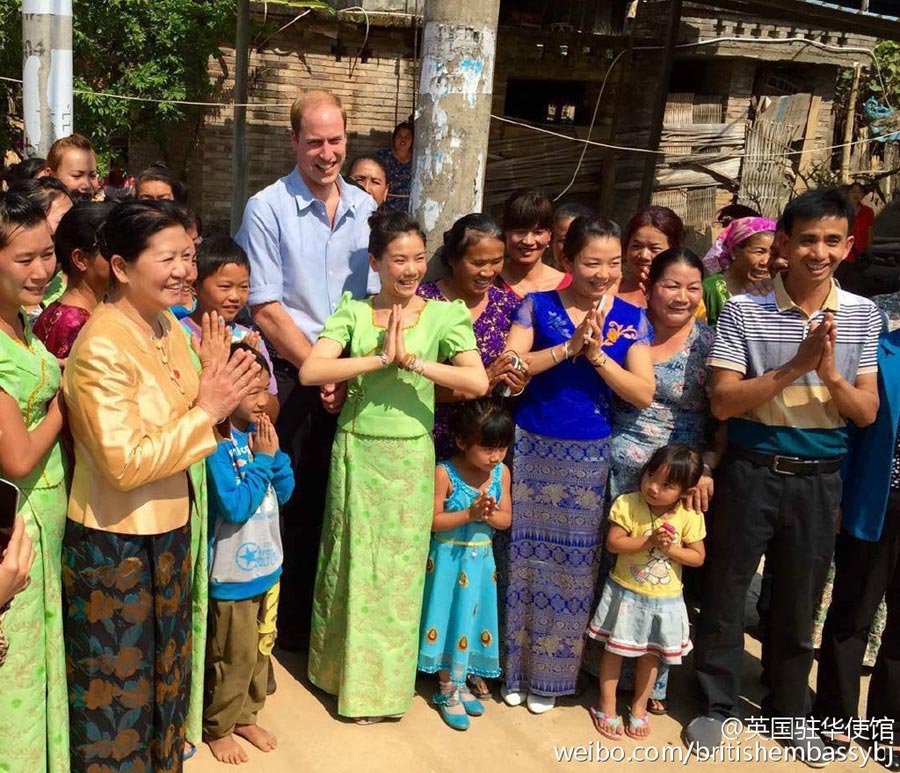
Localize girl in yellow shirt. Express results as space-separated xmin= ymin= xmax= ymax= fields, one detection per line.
xmin=587 ymin=443 xmax=706 ymax=741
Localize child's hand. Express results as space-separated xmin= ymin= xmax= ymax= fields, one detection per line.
xmin=253 ymin=414 xmax=280 ymax=457
xmin=243 ymin=331 xmax=261 ymax=351
xmin=651 ymin=525 xmax=675 ymax=552
xmin=469 ymin=490 xmax=496 ymax=521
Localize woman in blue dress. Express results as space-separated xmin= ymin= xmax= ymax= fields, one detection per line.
xmin=501 ymin=215 xmax=655 ymax=713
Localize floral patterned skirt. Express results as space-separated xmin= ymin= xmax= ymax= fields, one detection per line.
xmin=62 ymin=520 xmax=193 ymax=773
xmin=307 ymin=431 xmax=434 ymax=717
xmin=503 ymin=427 xmax=610 ymax=697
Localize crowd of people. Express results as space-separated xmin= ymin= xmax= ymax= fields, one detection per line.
xmin=0 ymin=87 xmax=898 ymax=773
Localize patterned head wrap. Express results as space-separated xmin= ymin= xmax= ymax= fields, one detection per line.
xmin=702 ymin=216 xmax=777 ymax=274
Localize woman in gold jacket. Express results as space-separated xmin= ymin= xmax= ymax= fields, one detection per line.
xmin=62 ymin=201 xmax=259 ymax=773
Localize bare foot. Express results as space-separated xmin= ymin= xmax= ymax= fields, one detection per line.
xmin=206 ymin=735 xmax=248 ymax=764
xmin=235 ymin=723 xmax=277 ymax=752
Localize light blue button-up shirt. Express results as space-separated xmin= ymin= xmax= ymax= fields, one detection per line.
xmin=236 ymin=168 xmax=379 ymax=344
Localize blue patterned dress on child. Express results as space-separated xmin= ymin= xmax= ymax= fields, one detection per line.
xmin=418 ymin=461 xmax=504 ymax=683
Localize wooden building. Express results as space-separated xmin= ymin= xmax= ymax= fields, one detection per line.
xmin=145 ymin=0 xmax=900 ymax=244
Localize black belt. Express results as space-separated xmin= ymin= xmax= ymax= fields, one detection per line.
xmin=732 ymin=447 xmax=844 ymax=476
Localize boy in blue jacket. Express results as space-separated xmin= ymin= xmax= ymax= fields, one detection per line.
xmin=203 ymin=342 xmax=295 ymax=764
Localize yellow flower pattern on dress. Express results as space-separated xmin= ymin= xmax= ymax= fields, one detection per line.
xmin=457 ymin=636 xmax=468 ymax=652
xmin=481 ymin=630 xmax=492 ymax=646
xmin=458 ymin=570 xmax=469 ymax=588
xmin=602 ymin=321 xmax=638 ymax=347
xmin=426 ymin=627 xmax=438 ymax=643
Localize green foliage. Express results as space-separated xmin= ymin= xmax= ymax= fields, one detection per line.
xmin=1 ymin=0 xmax=236 ymax=173
xmin=867 ymin=40 xmax=900 ymax=102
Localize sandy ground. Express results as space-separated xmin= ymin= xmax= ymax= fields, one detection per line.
xmin=189 ymin=575 xmax=881 ymax=773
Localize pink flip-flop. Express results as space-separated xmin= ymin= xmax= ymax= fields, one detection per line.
xmin=590 ymin=707 xmax=624 ymax=741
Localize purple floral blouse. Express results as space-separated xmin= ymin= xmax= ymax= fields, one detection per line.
xmin=417 ymin=282 xmax=520 ymax=458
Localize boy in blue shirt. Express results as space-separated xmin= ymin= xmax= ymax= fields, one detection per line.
xmin=203 ymin=342 xmax=294 ymax=764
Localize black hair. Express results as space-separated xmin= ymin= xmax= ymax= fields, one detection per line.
xmin=54 ymin=201 xmax=117 ymax=274
xmin=716 ymin=203 xmax=759 ymax=225
xmin=8 ymin=176 xmax=72 ymax=213
xmin=392 ymin=121 xmax=414 ymax=141
xmin=503 ymin=189 xmax=553 ymax=232
xmin=99 ymin=201 xmax=184 ymax=265
xmin=640 ymin=443 xmax=703 ymax=493
xmin=440 ymin=213 xmax=504 ymax=268
xmin=348 ymin=154 xmax=387 ymax=178
xmin=367 ymin=210 xmax=426 ymax=258
xmin=647 ymin=247 xmax=705 ymax=286
xmin=230 ymin=340 xmax=271 ymax=377
xmin=781 ymin=188 xmax=855 ymax=237
xmin=136 ymin=162 xmax=189 ymax=205
xmin=561 ymin=215 xmax=621 ymax=261
xmin=154 ymin=200 xmax=201 ymax=237
xmin=848 ymin=181 xmax=866 ymax=193
xmin=553 ymin=201 xmax=595 ymax=223
xmin=196 ymin=234 xmax=251 ymax=285
xmin=0 ymin=192 xmax=47 ymax=249
xmin=450 ymin=399 xmax=515 ymax=450
xmin=2 ymin=157 xmax=46 ymax=188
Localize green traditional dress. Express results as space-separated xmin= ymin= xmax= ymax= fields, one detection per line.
xmin=182 ymin=327 xmax=209 ymax=747
xmin=307 ymin=292 xmax=476 ymax=718
xmin=0 ymin=315 xmax=69 ymax=773
xmin=702 ymin=272 xmax=730 ymax=328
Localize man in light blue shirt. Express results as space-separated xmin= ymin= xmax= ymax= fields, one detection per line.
xmin=235 ymin=90 xmax=378 ymax=651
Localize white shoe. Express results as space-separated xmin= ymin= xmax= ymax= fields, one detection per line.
xmin=500 ymin=685 xmax=527 ymax=706
xmin=526 ymin=693 xmax=556 ymax=714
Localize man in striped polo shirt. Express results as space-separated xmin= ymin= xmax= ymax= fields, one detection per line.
xmin=686 ymin=188 xmax=883 ymax=766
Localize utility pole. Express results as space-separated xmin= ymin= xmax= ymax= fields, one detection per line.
xmin=411 ymin=0 xmax=501 ymax=259
xmin=22 ymin=0 xmax=73 ymax=158
xmin=230 ymin=0 xmax=250 ymax=235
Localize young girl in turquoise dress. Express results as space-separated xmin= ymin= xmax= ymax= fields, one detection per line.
xmin=418 ymin=400 xmax=513 ymax=730
xmin=587 ymin=443 xmax=706 ymax=742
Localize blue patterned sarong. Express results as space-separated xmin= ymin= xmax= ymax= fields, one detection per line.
xmin=503 ymin=426 xmax=610 ymax=696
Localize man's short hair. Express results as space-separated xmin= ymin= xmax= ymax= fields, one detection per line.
xmin=290 ymin=90 xmax=347 ymax=135
xmin=46 ymin=133 xmax=95 ymax=171
xmin=781 ymin=188 xmax=855 ymax=237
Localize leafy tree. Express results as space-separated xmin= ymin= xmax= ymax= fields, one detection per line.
xmin=1 ymin=0 xmax=237 ymax=174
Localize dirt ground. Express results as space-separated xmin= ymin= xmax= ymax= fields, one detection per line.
xmin=190 ymin=633 xmax=877 ymax=772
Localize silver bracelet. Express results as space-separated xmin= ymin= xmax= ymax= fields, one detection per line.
xmin=378 ymin=351 xmax=389 ymax=368
xmin=550 ymin=345 xmax=560 ymax=364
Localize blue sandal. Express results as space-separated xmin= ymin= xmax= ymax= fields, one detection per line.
xmin=626 ymin=712 xmax=651 ymax=740
xmin=458 ymin=683 xmax=485 ymax=716
xmin=433 ymin=688 xmax=470 ymax=731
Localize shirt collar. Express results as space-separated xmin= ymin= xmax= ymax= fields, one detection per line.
xmin=773 ymin=271 xmax=840 ymax=315
xmin=287 ymin=168 xmax=359 ymax=218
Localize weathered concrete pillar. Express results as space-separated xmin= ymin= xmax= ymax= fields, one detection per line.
xmin=410 ymin=0 xmax=501 ymax=256
xmin=22 ymin=0 xmax=73 ymax=157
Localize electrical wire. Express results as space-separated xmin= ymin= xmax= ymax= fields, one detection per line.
xmin=0 ymin=32 xmax=893 ymax=159
xmin=553 ymin=49 xmax=627 ymax=200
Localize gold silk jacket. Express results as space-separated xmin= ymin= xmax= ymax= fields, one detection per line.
xmin=63 ymin=303 xmax=217 ymax=534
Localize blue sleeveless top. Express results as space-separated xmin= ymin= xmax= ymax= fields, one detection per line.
xmin=438 ymin=460 xmax=504 ymax=543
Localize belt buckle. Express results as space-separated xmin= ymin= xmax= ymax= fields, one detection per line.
xmin=771 ymin=455 xmax=799 ymax=476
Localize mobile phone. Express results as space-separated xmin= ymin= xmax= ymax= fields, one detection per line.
xmin=0 ymin=479 xmax=20 ymax=554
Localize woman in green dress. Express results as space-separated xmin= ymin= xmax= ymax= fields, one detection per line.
xmin=301 ymin=211 xmax=489 ymax=723
xmin=0 ymin=192 xmax=69 ymax=772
